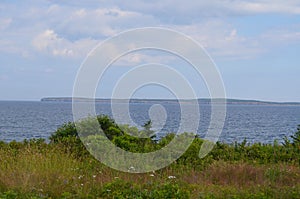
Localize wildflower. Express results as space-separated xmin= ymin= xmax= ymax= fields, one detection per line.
xmin=128 ymin=166 xmax=135 ymax=172
xmin=78 ymin=175 xmax=84 ymax=179
xmin=92 ymin=175 xmax=97 ymax=178
xmin=149 ymin=174 xmax=155 ymax=177
xmin=168 ymin=175 xmax=176 ymax=179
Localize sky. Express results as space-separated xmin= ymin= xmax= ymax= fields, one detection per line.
xmin=0 ymin=0 xmax=300 ymax=102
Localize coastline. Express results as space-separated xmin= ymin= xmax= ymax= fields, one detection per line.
xmin=41 ymin=97 xmax=300 ymax=106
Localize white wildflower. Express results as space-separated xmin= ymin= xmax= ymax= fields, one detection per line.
xmin=168 ymin=175 xmax=176 ymax=179
xmin=128 ymin=166 xmax=135 ymax=172
xmin=78 ymin=175 xmax=83 ymax=179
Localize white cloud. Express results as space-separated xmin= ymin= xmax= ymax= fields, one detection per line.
xmin=262 ymin=28 xmax=300 ymax=43
xmin=1 ymin=0 xmax=300 ymax=61
xmin=55 ymin=7 xmax=157 ymax=39
xmin=32 ymin=30 xmax=59 ymax=51
xmin=82 ymin=0 xmax=300 ymax=20
xmin=0 ymin=39 xmax=30 ymax=58
xmin=32 ymin=29 xmax=98 ymax=58
xmin=114 ymin=52 xmax=177 ymax=66
xmin=234 ymin=0 xmax=300 ymax=14
xmin=170 ymin=22 xmax=265 ymax=59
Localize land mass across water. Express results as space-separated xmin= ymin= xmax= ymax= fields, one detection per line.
xmin=41 ymin=97 xmax=300 ymax=106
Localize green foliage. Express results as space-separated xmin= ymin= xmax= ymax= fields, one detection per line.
xmin=106 ymin=126 xmax=122 ymax=140
xmin=49 ymin=115 xmax=123 ymax=143
xmin=48 ymin=116 xmax=300 ymax=166
xmin=97 ymin=115 xmax=120 ymax=135
xmin=0 ymin=191 xmax=18 ymax=199
xmin=291 ymin=125 xmax=300 ymax=145
xmin=197 ymin=185 xmax=300 ymax=199
xmin=150 ymin=183 xmax=190 ymax=199
xmin=99 ymin=179 xmax=190 ymax=199
xmin=84 ymin=119 xmax=158 ymax=153
xmin=48 ymin=115 xmax=125 ymax=157
xmin=176 ymin=136 xmax=213 ymax=169
xmin=2 ymin=118 xmax=299 ymax=198
xmin=100 ymin=179 xmax=140 ymax=198
xmin=141 ymin=120 xmax=156 ymax=139
xmin=209 ymin=136 xmax=300 ymax=165
xmin=0 ymin=122 xmax=299 ymax=198
xmin=49 ymin=122 xmax=77 ymax=143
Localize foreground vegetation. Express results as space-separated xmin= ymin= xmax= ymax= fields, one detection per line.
xmin=0 ymin=115 xmax=299 ymax=198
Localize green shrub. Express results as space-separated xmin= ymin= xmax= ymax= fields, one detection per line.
xmin=49 ymin=122 xmax=77 ymax=143
xmin=292 ymin=125 xmax=300 ymax=145
xmin=49 ymin=115 xmax=123 ymax=143
xmin=48 ymin=116 xmax=300 ymax=166
xmin=99 ymin=179 xmax=190 ymax=199
xmin=150 ymin=183 xmax=190 ymax=199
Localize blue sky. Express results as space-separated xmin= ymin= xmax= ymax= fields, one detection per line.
xmin=0 ymin=0 xmax=300 ymax=102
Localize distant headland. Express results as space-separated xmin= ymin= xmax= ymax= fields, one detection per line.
xmin=41 ymin=97 xmax=300 ymax=106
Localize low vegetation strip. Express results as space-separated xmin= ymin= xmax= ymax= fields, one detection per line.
xmin=0 ymin=115 xmax=299 ymax=198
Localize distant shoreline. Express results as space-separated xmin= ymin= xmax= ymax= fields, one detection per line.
xmin=40 ymin=97 xmax=300 ymax=106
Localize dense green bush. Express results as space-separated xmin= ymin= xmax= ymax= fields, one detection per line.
xmin=48 ymin=115 xmax=125 ymax=157
xmin=49 ymin=116 xmax=160 ymax=155
xmin=48 ymin=115 xmax=300 ymax=166
xmin=49 ymin=122 xmax=77 ymax=143
xmin=49 ymin=115 xmax=123 ymax=143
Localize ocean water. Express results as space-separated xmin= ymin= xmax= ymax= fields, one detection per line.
xmin=0 ymin=101 xmax=299 ymax=144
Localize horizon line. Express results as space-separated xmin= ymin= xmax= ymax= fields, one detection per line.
xmin=0 ymin=97 xmax=300 ymax=104
xmin=38 ymin=97 xmax=300 ymax=104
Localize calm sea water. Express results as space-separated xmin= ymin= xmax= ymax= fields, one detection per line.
xmin=0 ymin=101 xmax=299 ymax=144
